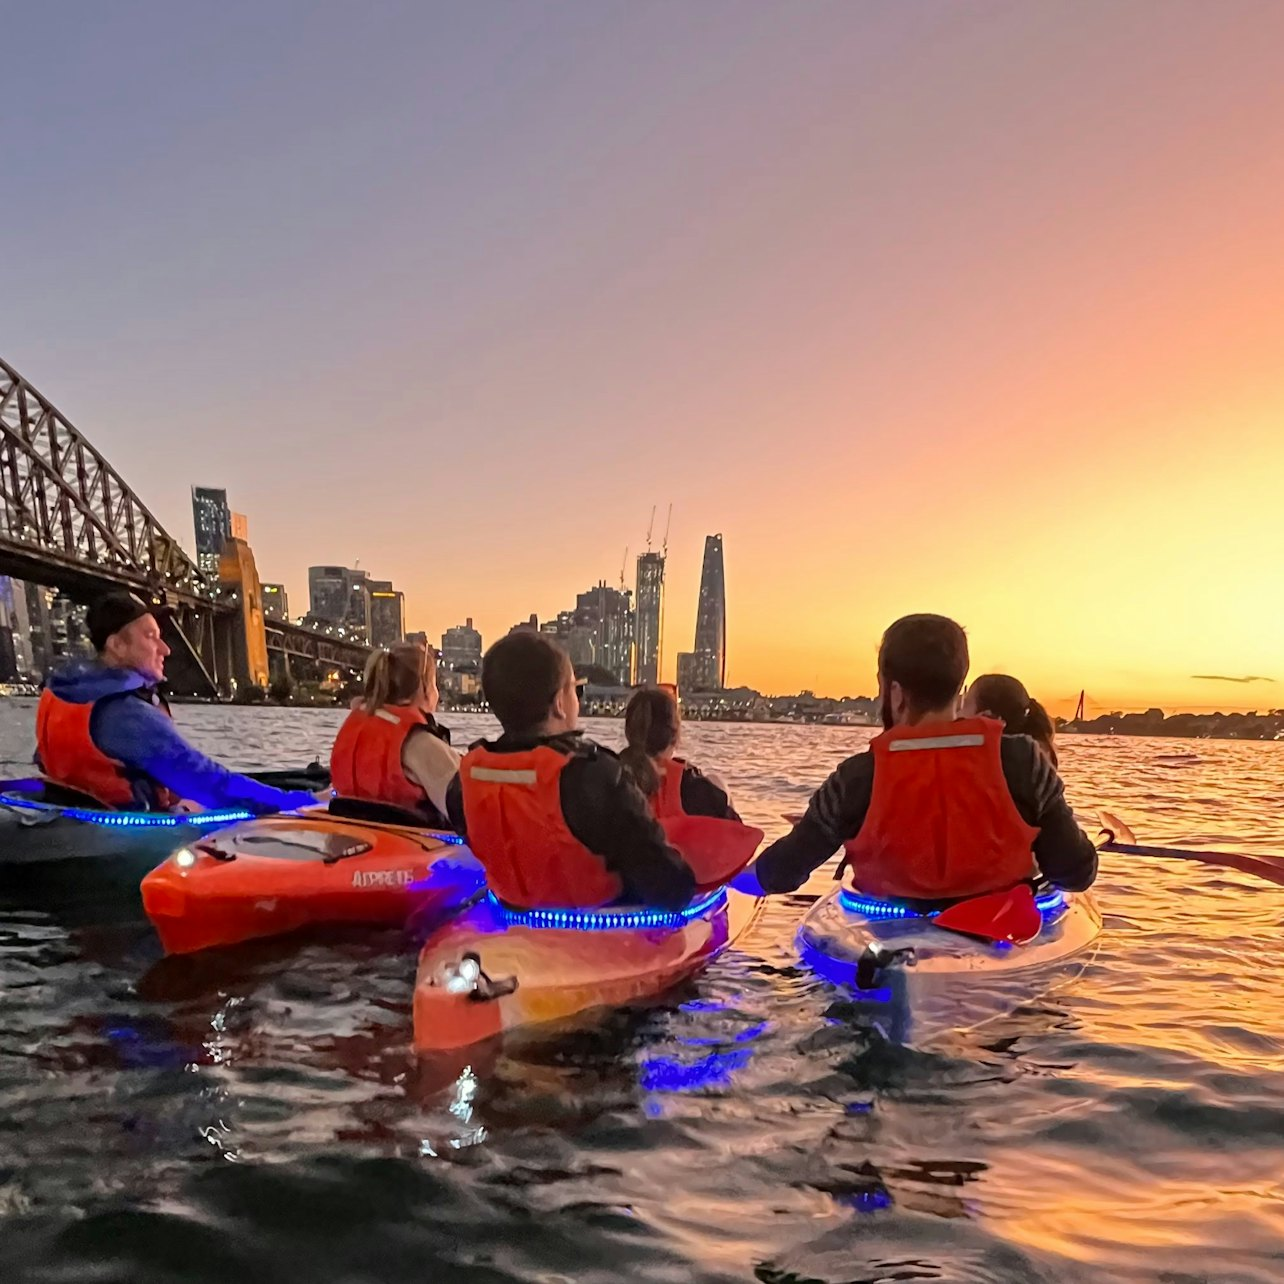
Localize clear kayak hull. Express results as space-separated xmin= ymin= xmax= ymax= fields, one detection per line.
xmin=797 ymin=885 xmax=1103 ymax=1043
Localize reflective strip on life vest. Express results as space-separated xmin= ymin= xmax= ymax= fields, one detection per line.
xmin=888 ymin=734 xmax=985 ymax=752
xmin=374 ymin=709 xmax=401 ymax=725
xmin=467 ymin=766 xmax=538 ymax=785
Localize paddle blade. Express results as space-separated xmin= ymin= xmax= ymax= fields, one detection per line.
xmin=933 ymin=884 xmax=1042 ymax=945
xmin=661 ymin=816 xmax=765 ymax=890
xmin=1099 ymin=809 xmax=1136 ymax=845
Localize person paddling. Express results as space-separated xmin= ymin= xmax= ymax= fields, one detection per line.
xmin=330 ymin=642 xmax=460 ymax=824
xmin=745 ymin=614 xmax=1097 ymax=901
xmin=35 ymin=591 xmax=319 ymax=814
xmin=963 ymin=673 xmax=1059 ymax=766
xmin=619 ymin=686 xmax=739 ymax=821
xmin=446 ymin=631 xmax=696 ymax=910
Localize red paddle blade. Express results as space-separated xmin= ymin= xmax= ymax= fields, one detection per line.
xmin=933 ymin=884 xmax=1042 ymax=945
xmin=661 ymin=816 xmax=765 ymax=891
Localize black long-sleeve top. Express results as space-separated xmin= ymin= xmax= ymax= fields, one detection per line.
xmin=676 ymin=761 xmax=741 ymax=821
xmin=754 ymin=732 xmax=1098 ymax=895
xmin=445 ymin=731 xmax=696 ymax=910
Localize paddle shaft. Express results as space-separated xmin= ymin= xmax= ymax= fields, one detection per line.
xmin=1101 ymin=840 xmax=1284 ymax=887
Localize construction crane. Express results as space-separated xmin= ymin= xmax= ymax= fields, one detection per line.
xmin=645 ymin=505 xmax=656 ymax=552
xmin=619 ymin=546 xmax=629 ymax=593
xmin=661 ymin=503 xmax=672 ymax=557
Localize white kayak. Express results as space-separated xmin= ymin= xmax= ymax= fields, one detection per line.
xmin=796 ymin=884 xmax=1103 ymax=1043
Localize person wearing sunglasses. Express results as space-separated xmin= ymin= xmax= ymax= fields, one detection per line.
xmin=446 ymin=631 xmax=695 ymax=910
xmin=330 ymin=641 xmax=459 ymax=824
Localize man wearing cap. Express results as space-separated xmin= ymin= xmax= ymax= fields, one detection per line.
xmin=34 ymin=591 xmax=319 ymax=814
xmin=444 ymin=630 xmax=695 ymax=911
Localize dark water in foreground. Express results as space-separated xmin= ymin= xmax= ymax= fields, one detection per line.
xmin=2 ymin=703 xmax=1283 ymax=1283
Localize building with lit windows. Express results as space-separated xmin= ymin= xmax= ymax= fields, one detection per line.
xmin=191 ymin=487 xmax=231 ymax=577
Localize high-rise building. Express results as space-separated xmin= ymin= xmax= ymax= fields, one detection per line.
xmin=634 ymin=551 xmax=665 ymax=686
xmin=692 ymin=533 xmax=727 ymax=689
xmin=0 ymin=576 xmax=34 ymax=678
xmin=575 ymin=583 xmax=634 ymax=685
xmin=441 ymin=618 xmax=483 ymax=669
xmin=369 ymin=580 xmax=405 ymax=649
xmin=261 ymin=583 xmax=289 ymax=622
xmin=192 ymin=487 xmax=231 ymax=577
xmin=676 ymin=649 xmax=720 ymax=694
xmin=308 ymin=565 xmax=371 ymax=638
xmin=231 ymin=512 xmax=249 ymax=542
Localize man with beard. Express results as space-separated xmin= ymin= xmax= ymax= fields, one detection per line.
xmin=745 ymin=614 xmax=1097 ymax=900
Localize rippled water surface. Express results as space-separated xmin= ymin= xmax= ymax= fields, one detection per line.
xmin=2 ymin=702 xmax=1284 ymax=1283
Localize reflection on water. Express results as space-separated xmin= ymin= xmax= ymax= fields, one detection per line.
xmin=2 ymin=703 xmax=1284 ymax=1282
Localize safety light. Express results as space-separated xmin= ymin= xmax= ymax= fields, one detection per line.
xmin=492 ymin=887 xmax=727 ymax=933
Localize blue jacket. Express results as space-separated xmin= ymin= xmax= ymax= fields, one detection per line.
xmin=39 ymin=661 xmax=318 ymax=814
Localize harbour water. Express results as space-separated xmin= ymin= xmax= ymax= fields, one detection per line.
xmin=1 ymin=703 xmax=1283 ymax=1282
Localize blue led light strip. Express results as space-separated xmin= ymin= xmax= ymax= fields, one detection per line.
xmin=838 ymin=886 xmax=1068 ymax=922
xmin=0 ymin=794 xmax=253 ymax=829
xmin=494 ymin=887 xmax=728 ymax=932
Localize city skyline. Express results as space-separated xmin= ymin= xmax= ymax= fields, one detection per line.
xmin=8 ymin=5 xmax=1284 ymax=715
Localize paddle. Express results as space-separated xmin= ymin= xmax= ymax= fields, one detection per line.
xmin=932 ymin=884 xmax=1042 ymax=945
xmin=661 ymin=815 xmax=765 ymax=891
xmin=1098 ymin=810 xmax=1284 ymax=888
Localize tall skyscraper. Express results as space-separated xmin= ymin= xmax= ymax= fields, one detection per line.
xmin=634 ymin=551 xmax=665 ymax=686
xmin=575 ymin=582 xmax=634 ymax=685
xmin=692 ymin=533 xmax=726 ymax=689
xmin=369 ymin=580 xmax=406 ymax=648
xmin=192 ymin=486 xmax=231 ymax=576
xmin=441 ymin=618 xmax=483 ymax=669
xmin=261 ymin=583 xmax=289 ymax=621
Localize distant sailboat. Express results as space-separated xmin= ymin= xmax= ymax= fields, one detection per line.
xmin=1073 ymin=689 xmax=1085 ymax=722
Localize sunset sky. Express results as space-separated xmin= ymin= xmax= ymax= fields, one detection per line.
xmin=6 ymin=2 xmax=1284 ymax=714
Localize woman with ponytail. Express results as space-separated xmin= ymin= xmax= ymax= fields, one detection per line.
xmin=620 ymin=687 xmax=740 ymax=821
xmin=963 ymin=673 xmax=1059 ymax=767
xmin=330 ymin=642 xmax=460 ymax=823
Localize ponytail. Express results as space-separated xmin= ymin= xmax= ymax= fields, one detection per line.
xmin=1022 ymin=697 xmax=1058 ymax=768
xmin=621 ymin=687 xmax=681 ymax=798
xmin=619 ymin=743 xmax=661 ymax=798
xmin=359 ymin=650 xmax=394 ymax=715
xmin=359 ymin=642 xmax=430 ymax=715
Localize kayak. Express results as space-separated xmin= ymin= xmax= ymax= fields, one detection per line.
xmin=413 ymin=888 xmax=761 ymax=1053
xmin=0 ymin=767 xmax=329 ymax=870
xmin=797 ymin=884 xmax=1103 ymax=1042
xmin=142 ymin=812 xmax=486 ymax=954
xmin=0 ymin=779 xmax=260 ymax=870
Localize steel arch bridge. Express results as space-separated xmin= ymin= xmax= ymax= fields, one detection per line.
xmin=0 ymin=356 xmax=369 ymax=695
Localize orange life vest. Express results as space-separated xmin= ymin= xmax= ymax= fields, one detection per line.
xmin=459 ymin=743 xmax=622 ymax=909
xmin=651 ymin=757 xmax=686 ymax=819
xmin=35 ymin=687 xmax=177 ymax=810
xmin=330 ymin=704 xmax=436 ymax=814
xmin=843 ymin=717 xmax=1038 ymax=901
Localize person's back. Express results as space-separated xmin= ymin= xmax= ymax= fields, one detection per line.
xmin=619 ymin=687 xmax=740 ymax=823
xmin=446 ymin=632 xmax=695 ymax=911
xmin=35 ymin=591 xmax=319 ymax=815
xmin=330 ymin=643 xmax=459 ymax=824
xmin=750 ymin=614 xmax=1097 ymax=901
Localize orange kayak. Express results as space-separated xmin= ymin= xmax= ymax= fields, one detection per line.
xmin=141 ymin=812 xmax=484 ymax=954
xmin=412 ymin=888 xmax=761 ymax=1053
